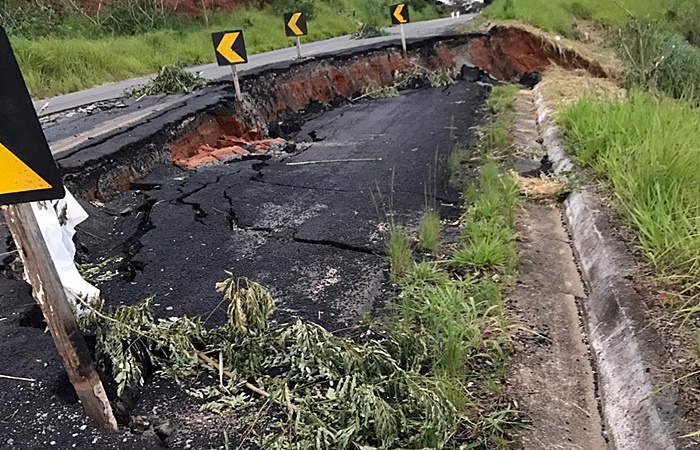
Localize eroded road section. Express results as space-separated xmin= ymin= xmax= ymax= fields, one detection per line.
xmin=0 ymin=80 xmax=488 ymax=449
xmin=92 ymin=82 xmax=487 ymax=328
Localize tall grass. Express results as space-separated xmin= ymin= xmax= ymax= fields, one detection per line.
xmin=453 ymin=163 xmax=519 ymax=273
xmin=387 ymin=226 xmax=413 ymax=283
xmin=418 ymin=208 xmax=441 ymax=253
xmin=393 ymin=262 xmax=509 ymax=380
xmin=384 ymin=161 xmax=518 ymax=444
xmin=447 ymin=85 xmax=519 ymax=190
xmin=14 ymin=4 xmax=355 ymax=98
xmin=620 ymin=20 xmax=700 ymax=105
xmin=559 ymin=91 xmax=700 ymax=286
xmin=484 ymin=85 xmax=519 ymax=152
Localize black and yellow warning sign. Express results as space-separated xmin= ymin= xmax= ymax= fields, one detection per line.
xmin=284 ymin=12 xmax=308 ymax=37
xmin=0 ymin=26 xmax=64 ymax=206
xmin=390 ymin=3 xmax=410 ymax=25
xmin=212 ymin=30 xmax=248 ymax=66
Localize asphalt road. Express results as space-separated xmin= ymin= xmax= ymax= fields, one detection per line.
xmin=1 ymin=80 xmax=489 ymax=449
xmin=32 ymin=15 xmax=474 ymax=117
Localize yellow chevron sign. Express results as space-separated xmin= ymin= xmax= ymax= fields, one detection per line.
xmin=212 ymin=30 xmax=248 ymax=65
xmin=0 ymin=142 xmax=52 ymax=196
xmin=391 ymin=3 xmax=410 ymax=25
xmin=1 ymin=25 xmax=65 ymax=205
xmin=284 ymin=12 xmax=308 ymax=37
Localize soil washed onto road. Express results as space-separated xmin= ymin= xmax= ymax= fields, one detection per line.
xmin=0 ymin=80 xmax=489 ymax=449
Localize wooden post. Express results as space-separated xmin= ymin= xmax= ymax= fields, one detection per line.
xmin=230 ymin=65 xmax=242 ymax=103
xmin=295 ymin=36 xmax=302 ymax=59
xmin=400 ymin=23 xmax=407 ymax=57
xmin=2 ymin=203 xmax=118 ymax=431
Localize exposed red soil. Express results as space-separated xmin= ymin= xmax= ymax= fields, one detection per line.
xmin=171 ymin=46 xmax=461 ymax=169
xmin=169 ymin=115 xmax=283 ymax=169
xmin=248 ymin=45 xmax=463 ymax=124
xmin=468 ymin=26 xmax=607 ymax=81
xmin=167 ymin=30 xmax=609 ymax=170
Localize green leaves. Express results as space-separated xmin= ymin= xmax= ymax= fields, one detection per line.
xmin=125 ymin=62 xmax=206 ymax=98
xmin=85 ymin=249 xmax=515 ymax=448
xmin=216 ymin=272 xmax=274 ymax=334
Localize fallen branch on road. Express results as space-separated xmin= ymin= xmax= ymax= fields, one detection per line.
xmin=196 ymin=351 xmax=270 ymax=398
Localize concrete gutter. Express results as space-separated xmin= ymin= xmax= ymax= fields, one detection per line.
xmin=534 ymin=92 xmax=694 ymax=450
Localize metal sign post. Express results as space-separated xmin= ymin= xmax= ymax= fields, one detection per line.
xmin=0 ymin=25 xmax=117 ymax=431
xmin=296 ymin=36 xmax=302 ymax=59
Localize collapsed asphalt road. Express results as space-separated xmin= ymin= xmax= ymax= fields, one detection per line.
xmin=82 ymin=81 xmax=488 ymax=330
xmin=0 ymin=80 xmax=489 ymax=449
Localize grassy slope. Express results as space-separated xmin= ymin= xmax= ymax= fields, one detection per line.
xmin=14 ymin=3 xmax=437 ymax=98
xmin=560 ymin=92 xmax=700 ymax=288
xmin=484 ymin=1 xmax=700 ymax=291
xmin=484 ymin=0 xmax=674 ymax=36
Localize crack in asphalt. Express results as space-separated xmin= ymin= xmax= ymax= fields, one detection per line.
xmin=222 ymin=182 xmax=275 ymax=234
xmin=54 ymin=87 xmax=223 ymax=162
xmin=221 ymin=167 xmax=384 ymax=256
xmin=174 ymin=176 xmax=224 ymax=225
xmin=116 ymin=174 xmax=229 ymax=280
xmin=119 ymin=196 xmax=156 ymax=282
xmin=292 ymin=236 xmax=383 ymax=256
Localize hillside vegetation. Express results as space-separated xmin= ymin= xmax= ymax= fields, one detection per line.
xmin=485 ymin=0 xmax=700 ymax=54
xmin=0 ymin=0 xmax=438 ymax=98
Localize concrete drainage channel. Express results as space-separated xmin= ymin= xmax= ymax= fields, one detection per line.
xmin=0 ymin=25 xmax=682 ymax=449
xmin=535 ymin=94 xmax=695 ymax=450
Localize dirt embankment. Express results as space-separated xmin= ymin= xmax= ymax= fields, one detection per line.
xmin=468 ymin=25 xmax=608 ymax=81
xmin=168 ymin=44 xmax=460 ymax=170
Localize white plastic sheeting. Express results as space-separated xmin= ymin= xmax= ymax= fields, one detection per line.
xmin=29 ymin=190 xmax=99 ymax=313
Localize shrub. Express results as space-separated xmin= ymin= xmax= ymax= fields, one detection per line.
xmin=620 ymin=20 xmax=700 ymax=104
xmin=270 ymin=0 xmax=316 ymax=19
xmin=103 ymin=0 xmax=178 ymax=35
xmin=666 ymin=0 xmax=700 ymax=47
xmin=0 ymin=0 xmax=63 ymax=38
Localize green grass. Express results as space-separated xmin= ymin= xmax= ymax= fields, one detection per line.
xmin=387 ymin=225 xmax=413 ymax=283
xmin=559 ymin=91 xmax=700 ymax=287
xmin=393 ymin=263 xmax=509 ymax=380
xmin=483 ymin=0 xmax=675 ymax=37
xmin=418 ymin=208 xmax=441 ymax=253
xmin=487 ymin=84 xmax=520 ymax=113
xmin=14 ymin=5 xmax=355 ymax=98
xmin=619 ymin=20 xmax=700 ymax=106
xmin=454 ymin=163 xmax=519 ymax=273
xmin=484 ymin=0 xmax=700 ymax=106
xmin=385 ymin=162 xmax=519 ymax=445
xmin=484 ymin=85 xmax=519 ymax=151
xmin=9 ymin=0 xmax=439 ymax=98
